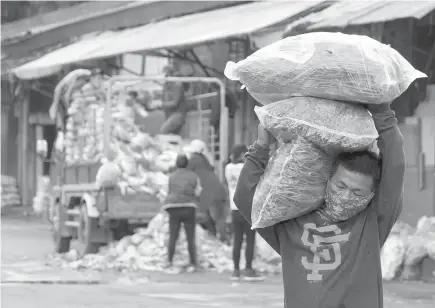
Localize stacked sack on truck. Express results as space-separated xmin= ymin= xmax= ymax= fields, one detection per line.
xmin=225 ymin=32 xmax=426 ymax=229
xmin=1 ymin=175 xmax=21 ymax=208
xmin=55 ymin=70 xmax=188 ymax=201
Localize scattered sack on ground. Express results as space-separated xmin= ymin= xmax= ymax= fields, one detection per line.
xmin=399 ymin=217 xmax=435 ymax=280
xmin=225 ymin=32 xmax=426 ymax=105
xmin=255 ymin=97 xmax=378 ymax=152
xmin=381 ymin=233 xmax=407 ymax=281
xmin=47 ymin=212 xmax=282 ymax=275
xmin=401 ymin=235 xmax=428 ymax=280
xmin=252 ymin=138 xmax=333 ymax=229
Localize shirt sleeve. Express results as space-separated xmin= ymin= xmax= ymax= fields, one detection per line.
xmin=372 ymin=110 xmax=406 ymax=247
xmin=233 ymin=142 xmax=281 ymax=255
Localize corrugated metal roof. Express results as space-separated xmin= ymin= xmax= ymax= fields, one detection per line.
xmin=12 ymin=32 xmax=122 ymax=79
xmin=77 ymin=0 xmax=327 ymax=60
xmin=285 ymin=0 xmax=435 ymax=32
xmin=350 ymin=1 xmax=435 ymax=25
xmin=13 ymin=0 xmax=327 ymax=80
xmin=1 ymin=1 xmax=141 ymax=42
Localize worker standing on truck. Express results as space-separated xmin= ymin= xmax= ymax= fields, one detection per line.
xmin=160 ymin=65 xmax=187 ymax=135
xmin=162 ymin=154 xmax=202 ymax=271
xmin=185 ymin=139 xmax=228 ymax=242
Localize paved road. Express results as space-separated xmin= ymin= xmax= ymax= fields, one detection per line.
xmin=1 ymin=209 xmax=435 ymax=308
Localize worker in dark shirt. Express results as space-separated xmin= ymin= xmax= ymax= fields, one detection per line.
xmin=234 ymin=103 xmax=405 ymax=308
xmin=162 ymin=154 xmax=202 ymax=272
xmin=160 ymin=66 xmax=187 ymax=135
xmin=186 ymin=139 xmax=228 ymax=242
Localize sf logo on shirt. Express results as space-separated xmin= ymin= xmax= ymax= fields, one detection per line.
xmin=301 ymin=223 xmax=350 ymax=281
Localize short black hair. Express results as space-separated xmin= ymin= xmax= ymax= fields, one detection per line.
xmin=335 ymin=151 xmax=381 ymax=181
xmin=176 ymin=154 xmax=189 ymax=168
xmin=231 ymin=144 xmax=248 ymax=160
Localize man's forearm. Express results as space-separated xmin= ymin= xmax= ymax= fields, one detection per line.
xmin=372 ymin=109 xmax=406 ymax=246
xmin=233 ymin=142 xmax=270 ymax=222
xmin=234 ymin=142 xmax=282 ymax=254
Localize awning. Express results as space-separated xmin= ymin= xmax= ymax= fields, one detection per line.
xmin=13 ymin=0 xmax=327 ymax=80
xmin=12 ymin=32 xmax=123 ymax=80
xmin=285 ymin=0 xmax=435 ymax=33
xmin=1 ymin=1 xmax=138 ymax=43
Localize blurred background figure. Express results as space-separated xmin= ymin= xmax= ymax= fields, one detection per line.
xmin=185 ymin=139 xmax=228 ymax=242
xmin=160 ymin=65 xmax=187 ymax=135
xmin=225 ymin=144 xmax=264 ymax=281
xmin=162 ymin=154 xmax=202 ymax=272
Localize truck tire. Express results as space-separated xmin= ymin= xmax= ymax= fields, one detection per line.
xmin=77 ymin=203 xmax=101 ymax=256
xmin=52 ymin=203 xmax=71 ymax=253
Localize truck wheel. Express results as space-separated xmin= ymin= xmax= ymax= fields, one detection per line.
xmin=77 ymin=203 xmax=101 ymax=256
xmin=52 ymin=203 xmax=71 ymax=253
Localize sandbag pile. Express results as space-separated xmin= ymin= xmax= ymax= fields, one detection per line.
xmin=225 ymin=32 xmax=425 ymax=229
xmin=1 ymin=175 xmax=21 ymax=208
xmin=381 ymin=217 xmax=435 ymax=281
xmin=47 ymin=212 xmax=282 ymax=274
xmin=32 ymin=176 xmax=51 ymax=214
xmin=59 ymin=72 xmax=189 ymax=199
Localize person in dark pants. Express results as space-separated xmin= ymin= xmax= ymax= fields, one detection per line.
xmin=225 ymin=144 xmax=264 ymax=281
xmin=162 ymin=154 xmax=202 ymax=271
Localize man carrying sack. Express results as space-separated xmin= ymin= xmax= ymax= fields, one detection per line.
xmin=234 ymin=103 xmax=405 ymax=308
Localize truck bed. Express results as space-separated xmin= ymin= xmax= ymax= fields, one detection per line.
xmin=96 ymin=186 xmax=161 ymax=221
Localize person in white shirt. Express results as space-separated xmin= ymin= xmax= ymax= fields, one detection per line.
xmin=225 ymin=144 xmax=264 ymax=281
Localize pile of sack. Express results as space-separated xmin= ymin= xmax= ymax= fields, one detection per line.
xmin=1 ymin=175 xmax=21 ymax=208
xmin=32 ymin=176 xmax=51 ymax=215
xmin=47 ymin=212 xmax=282 ymax=274
xmin=57 ymin=72 xmax=189 ymax=199
xmin=381 ymin=216 xmax=435 ymax=281
xmin=225 ymin=32 xmax=426 ymax=229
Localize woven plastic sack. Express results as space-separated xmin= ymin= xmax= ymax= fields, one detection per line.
xmin=252 ymin=137 xmax=333 ymax=229
xmin=255 ymin=97 xmax=378 ymax=152
xmin=225 ymin=32 xmax=426 ymax=105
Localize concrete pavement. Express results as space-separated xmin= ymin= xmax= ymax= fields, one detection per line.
xmin=1 ymin=209 xmax=434 ymax=308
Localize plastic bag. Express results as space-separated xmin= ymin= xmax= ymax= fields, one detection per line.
xmin=96 ymin=162 xmax=122 ymax=189
xmin=252 ymin=137 xmax=333 ymax=229
xmin=225 ymin=32 xmax=426 ymax=105
xmin=255 ymin=97 xmax=378 ymax=152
